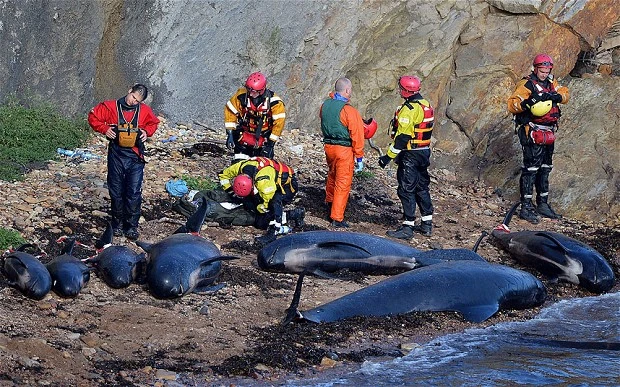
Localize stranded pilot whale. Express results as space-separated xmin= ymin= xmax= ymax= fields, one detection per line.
xmin=85 ymin=222 xmax=146 ymax=289
xmin=258 ymin=230 xmax=485 ymax=277
xmin=2 ymin=244 xmax=52 ymax=300
xmin=46 ymin=239 xmax=91 ymax=297
xmin=296 ymin=260 xmax=547 ymax=323
xmin=490 ymin=202 xmax=615 ymax=293
xmin=136 ymin=197 xmax=238 ymax=299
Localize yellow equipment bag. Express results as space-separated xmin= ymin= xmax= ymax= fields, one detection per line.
xmin=116 ymin=127 xmax=139 ymax=148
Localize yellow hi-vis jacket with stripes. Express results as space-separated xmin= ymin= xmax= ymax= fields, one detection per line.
xmin=386 ymin=98 xmax=434 ymax=159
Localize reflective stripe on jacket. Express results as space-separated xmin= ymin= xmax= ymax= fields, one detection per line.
xmin=507 ymin=73 xmax=570 ymax=126
xmin=218 ymin=157 xmax=294 ymax=213
xmin=386 ymin=96 xmax=434 ymax=159
xmin=224 ymin=88 xmax=286 ymax=142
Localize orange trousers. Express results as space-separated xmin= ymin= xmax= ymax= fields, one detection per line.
xmin=324 ymin=144 xmax=354 ymax=222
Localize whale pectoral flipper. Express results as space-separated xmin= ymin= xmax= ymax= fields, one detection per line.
xmin=534 ymin=233 xmax=571 ymax=254
xmin=312 ymin=269 xmax=339 ymax=279
xmin=7 ymin=257 xmax=29 ymax=275
xmin=457 ymin=303 xmax=500 ymax=323
xmin=199 ymin=255 xmax=240 ymax=266
xmin=316 ymin=241 xmax=372 ymax=256
xmin=193 ymin=282 xmax=226 ymax=294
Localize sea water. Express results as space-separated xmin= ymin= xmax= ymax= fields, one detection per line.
xmin=286 ymin=292 xmax=620 ymax=386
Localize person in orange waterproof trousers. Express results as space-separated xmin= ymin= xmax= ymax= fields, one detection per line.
xmin=320 ymin=77 xmax=365 ymax=228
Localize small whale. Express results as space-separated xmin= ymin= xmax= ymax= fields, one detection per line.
xmin=2 ymin=244 xmax=52 ymax=300
xmin=85 ymin=222 xmax=146 ymax=289
xmin=490 ymin=202 xmax=615 ymax=293
xmin=46 ymin=239 xmax=91 ymax=298
xmin=137 ymin=197 xmax=238 ymax=299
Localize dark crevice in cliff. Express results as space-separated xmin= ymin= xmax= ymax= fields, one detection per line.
xmin=94 ymin=0 xmax=129 ymax=101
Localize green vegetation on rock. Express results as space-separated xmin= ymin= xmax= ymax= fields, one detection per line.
xmin=181 ymin=175 xmax=219 ymax=191
xmin=0 ymin=228 xmax=26 ymax=251
xmin=0 ymin=96 xmax=91 ymax=181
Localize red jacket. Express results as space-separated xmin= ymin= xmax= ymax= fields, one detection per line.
xmin=88 ymin=99 xmax=160 ymax=156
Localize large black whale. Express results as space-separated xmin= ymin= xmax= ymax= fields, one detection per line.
xmin=297 ymin=260 xmax=547 ymax=323
xmin=137 ymin=197 xmax=237 ymax=299
xmin=490 ymin=202 xmax=615 ymax=293
xmin=258 ymin=230 xmax=484 ymax=276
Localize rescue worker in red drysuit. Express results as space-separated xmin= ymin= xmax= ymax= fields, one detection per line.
xmin=378 ymin=76 xmax=434 ymax=240
xmin=320 ymin=77 xmax=366 ymax=228
xmin=507 ymin=54 xmax=569 ymax=224
xmin=224 ymin=72 xmax=286 ymax=162
xmin=218 ymin=157 xmax=305 ymax=245
xmin=88 ymin=84 xmax=160 ymax=240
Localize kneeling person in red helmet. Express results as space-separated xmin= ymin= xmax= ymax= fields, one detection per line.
xmin=224 ymin=72 xmax=286 ymax=162
xmin=218 ymin=157 xmax=304 ymax=245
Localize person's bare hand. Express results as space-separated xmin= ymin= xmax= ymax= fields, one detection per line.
xmin=105 ymin=126 xmax=117 ymax=139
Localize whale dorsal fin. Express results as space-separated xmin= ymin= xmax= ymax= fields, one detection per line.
xmin=95 ymin=222 xmax=114 ymax=250
xmin=135 ymin=241 xmax=153 ymax=253
xmin=61 ymin=239 xmax=77 ymax=255
xmin=183 ymin=197 xmax=208 ymax=234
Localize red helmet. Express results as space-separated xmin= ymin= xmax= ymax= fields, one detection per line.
xmin=398 ymin=76 xmax=421 ymax=97
xmin=232 ymin=174 xmax=253 ymax=197
xmin=533 ymin=54 xmax=553 ymax=69
xmin=245 ymin=72 xmax=267 ymax=94
xmin=363 ymin=118 xmax=378 ymax=139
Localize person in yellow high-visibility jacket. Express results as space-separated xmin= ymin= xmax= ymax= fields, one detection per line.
xmin=218 ymin=157 xmax=304 ymax=245
xmin=378 ymin=76 xmax=435 ymax=240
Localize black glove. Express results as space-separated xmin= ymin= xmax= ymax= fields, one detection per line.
xmin=542 ymin=92 xmax=562 ymax=103
xmin=261 ymin=140 xmax=275 ymax=158
xmin=378 ymin=155 xmax=392 ymax=169
xmin=520 ymin=94 xmax=540 ymax=110
xmin=226 ymin=131 xmax=235 ymax=150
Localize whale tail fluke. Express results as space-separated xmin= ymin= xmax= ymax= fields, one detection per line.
xmin=502 ymin=202 xmax=521 ymax=228
xmin=282 ymin=273 xmax=306 ymax=326
xmin=472 ymin=231 xmax=489 ymax=252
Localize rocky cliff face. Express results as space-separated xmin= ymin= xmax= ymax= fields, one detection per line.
xmin=0 ymin=0 xmax=618 ymax=223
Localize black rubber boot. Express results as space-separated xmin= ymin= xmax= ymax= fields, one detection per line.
xmin=518 ymin=201 xmax=540 ymax=224
xmin=111 ymin=217 xmax=124 ymax=237
xmin=413 ymin=221 xmax=432 ymax=236
xmin=386 ymin=225 xmax=414 ymax=240
xmin=537 ymin=202 xmax=562 ymax=219
xmin=125 ymin=228 xmax=139 ymax=241
xmin=286 ymin=207 xmax=306 ymax=228
xmin=255 ymin=226 xmax=277 ymax=246
xmin=331 ymin=220 xmax=350 ymax=228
